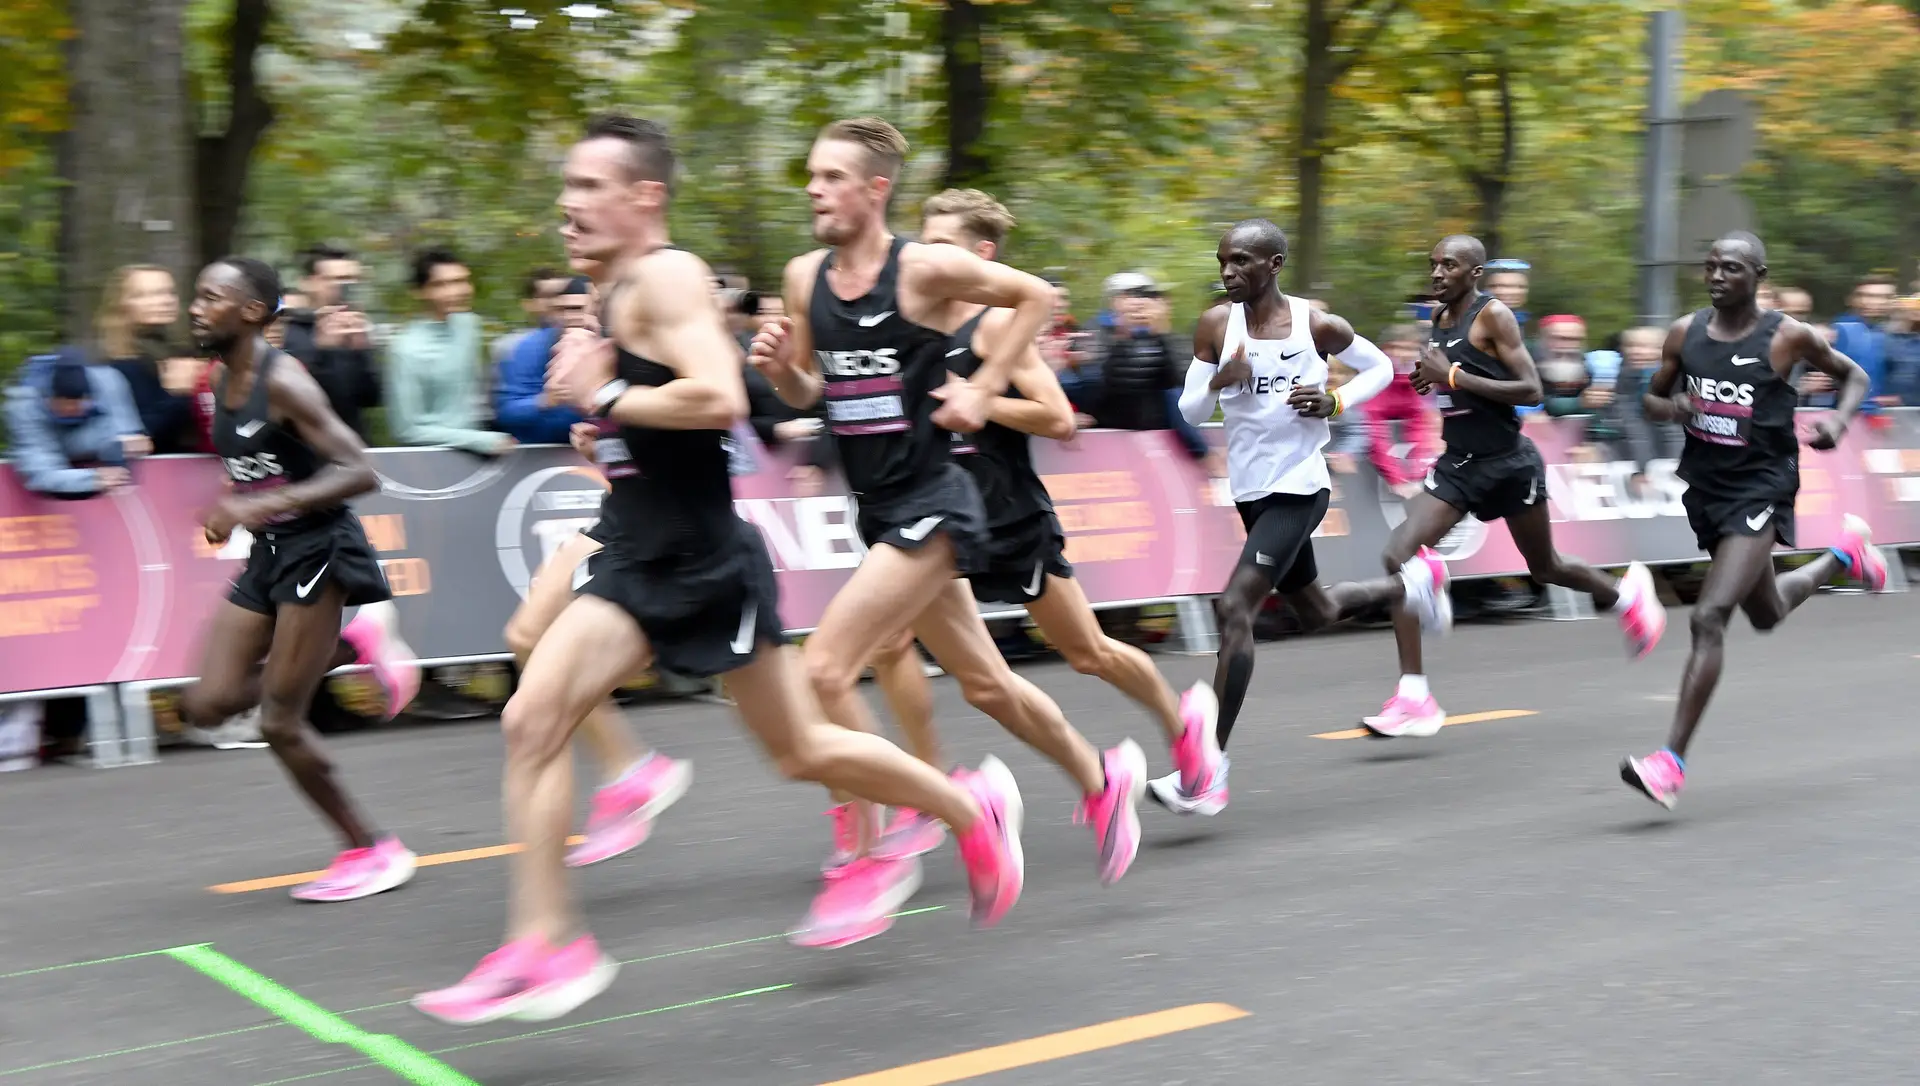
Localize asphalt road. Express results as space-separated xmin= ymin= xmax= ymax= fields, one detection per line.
xmin=1 ymin=589 xmax=1915 ymax=1086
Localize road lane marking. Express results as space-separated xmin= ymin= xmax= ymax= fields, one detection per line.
xmin=1312 ymin=709 xmax=1538 ymax=740
xmin=210 ymin=837 xmax=588 ymax=894
xmin=814 ymin=1002 xmax=1250 ymax=1086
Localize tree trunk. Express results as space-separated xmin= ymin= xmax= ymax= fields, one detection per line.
xmin=1292 ymin=0 xmax=1335 ymax=293
xmin=61 ymin=0 xmax=197 ymax=344
xmin=1476 ymin=66 xmax=1516 ymax=261
xmin=195 ymin=0 xmax=274 ymax=270
xmin=943 ymin=0 xmax=990 ymax=189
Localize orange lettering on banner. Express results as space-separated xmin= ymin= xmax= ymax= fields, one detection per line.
xmin=379 ymin=557 xmax=431 ymax=597
xmin=360 ymin=514 xmax=407 ymax=553
xmin=0 ymin=554 xmax=97 ymax=595
xmin=0 ymin=514 xmax=79 ymax=553
xmin=1315 ymin=507 xmax=1350 ymax=538
xmin=1041 ymin=472 xmax=1140 ymax=502
xmin=0 ymin=595 xmax=100 ymax=637
xmin=1800 ymin=466 xmax=1831 ymax=492
xmin=1795 ymin=491 xmax=1833 ymax=517
xmin=1063 ymin=532 xmax=1155 ymax=564
xmin=1055 ymin=501 xmax=1154 ymax=534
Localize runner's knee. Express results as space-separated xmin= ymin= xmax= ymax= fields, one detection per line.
xmin=180 ymin=682 xmax=243 ymax=728
xmin=499 ymin=690 xmax=569 ymax=765
xmin=952 ymin=668 xmax=1019 ymax=722
xmin=1690 ymin=604 xmax=1733 ymax=645
xmin=1058 ymin=635 xmax=1111 ymax=677
xmin=803 ymin=640 xmax=862 ymax=702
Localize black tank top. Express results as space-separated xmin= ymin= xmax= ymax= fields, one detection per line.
xmin=1429 ymin=292 xmax=1523 ymax=457
xmin=596 ymin=343 xmax=739 ymax=566
xmin=945 ymin=309 xmax=1053 ymax=528
xmin=211 ymin=349 xmax=342 ymax=534
xmin=1676 ymin=308 xmax=1797 ymax=500
xmin=809 ymin=236 xmax=952 ymax=504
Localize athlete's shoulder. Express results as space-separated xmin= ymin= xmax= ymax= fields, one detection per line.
xmin=1304 ymin=303 xmax=1355 ymax=349
xmin=782 ymin=249 xmax=831 ymax=294
xmin=635 ymin=245 xmax=714 ymax=281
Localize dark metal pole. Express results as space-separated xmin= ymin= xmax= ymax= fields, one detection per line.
xmin=1638 ymin=10 xmax=1682 ymax=325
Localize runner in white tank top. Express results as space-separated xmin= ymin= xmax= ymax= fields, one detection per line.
xmin=1146 ymin=218 xmax=1451 ymax=817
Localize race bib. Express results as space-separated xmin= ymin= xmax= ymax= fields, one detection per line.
xmin=824 ymin=375 xmax=909 ymax=436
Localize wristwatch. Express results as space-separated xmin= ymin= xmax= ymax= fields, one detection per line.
xmin=590 ymin=378 xmax=630 ymax=418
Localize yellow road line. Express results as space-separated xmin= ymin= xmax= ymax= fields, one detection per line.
xmin=1312 ymin=708 xmax=1538 ymax=741
xmin=209 ymin=836 xmax=587 ymax=894
xmin=814 ymin=1003 xmax=1250 ymax=1086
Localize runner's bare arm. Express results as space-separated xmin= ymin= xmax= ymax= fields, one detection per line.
xmin=246 ymin=360 xmax=379 ymax=526
xmin=1642 ymin=315 xmax=1693 ymax=422
xmin=1416 ymin=299 xmax=1542 ymax=406
xmin=593 ymin=251 xmax=748 ymax=431
xmin=751 ymin=252 xmax=826 ymax=410
xmin=907 ymin=243 xmax=1055 ymax=397
xmin=1780 ymin=316 xmax=1867 ymax=449
xmin=976 ymin=310 xmax=1074 ymax=441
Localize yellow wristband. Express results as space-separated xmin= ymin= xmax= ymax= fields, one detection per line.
xmin=1330 ymin=389 xmax=1344 ymax=417
xmin=1448 ymin=363 xmax=1462 ymax=389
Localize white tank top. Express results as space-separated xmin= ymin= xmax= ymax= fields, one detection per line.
xmin=1218 ymin=296 xmax=1330 ymax=501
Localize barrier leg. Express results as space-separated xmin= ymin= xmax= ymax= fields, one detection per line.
xmin=118 ymin=683 xmax=160 ymax=765
xmin=1542 ymin=584 xmax=1595 ymax=622
xmin=85 ymin=686 xmax=128 ymax=769
xmin=1171 ymin=597 xmax=1221 ymax=656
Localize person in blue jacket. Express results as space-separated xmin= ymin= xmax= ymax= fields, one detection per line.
xmin=4 ymin=347 xmax=148 ymax=497
xmin=493 ymin=275 xmax=596 ymax=444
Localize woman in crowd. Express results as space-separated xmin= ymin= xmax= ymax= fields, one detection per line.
xmin=97 ymin=264 xmax=207 ymax=454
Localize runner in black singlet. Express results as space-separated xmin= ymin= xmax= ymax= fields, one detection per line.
xmin=1620 ymin=232 xmax=1885 ymax=810
xmin=1363 ymin=234 xmax=1667 ymax=740
xmin=417 ymin=115 xmax=1023 ymax=1027
xmin=859 ymin=189 xmax=1221 ymax=855
xmin=752 ymin=122 xmax=1147 ymax=927
xmin=499 ymin=267 xmax=691 ymax=873
xmin=182 ymin=256 xmax=421 ymax=904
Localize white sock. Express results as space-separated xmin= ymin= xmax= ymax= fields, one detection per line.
xmin=1611 ymin=573 xmax=1639 ymax=613
xmin=1397 ymin=674 xmax=1429 ymax=701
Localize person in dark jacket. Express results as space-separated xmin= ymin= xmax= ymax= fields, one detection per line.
xmin=1089 ymin=273 xmax=1207 ymax=458
xmin=280 ymin=244 xmax=382 ymax=441
xmin=94 ymin=264 xmax=205 ymax=454
xmin=4 ymin=349 xmax=147 ymax=496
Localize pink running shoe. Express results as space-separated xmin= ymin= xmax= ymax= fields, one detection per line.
xmin=413 ymin=934 xmax=619 ymax=1025
xmin=1362 ymin=694 xmax=1446 ymax=739
xmin=1146 ymin=754 xmax=1231 ymax=817
xmin=872 ymin=807 xmax=946 ymax=862
xmin=290 ymin=837 xmax=417 ymax=903
xmin=1621 ymin=749 xmax=1686 ymax=810
xmin=340 ymin=603 xmax=421 ymax=721
xmin=1171 ymin=681 xmax=1224 ymax=798
xmin=1073 ymin=740 xmax=1148 ymax=887
xmin=820 ymin=802 xmax=861 ymax=875
xmin=1617 ymin=561 xmax=1668 ymax=660
xmin=566 ymin=754 xmax=692 ymax=868
xmin=1401 ymin=547 xmax=1454 ymax=634
xmin=1836 ymin=514 xmax=1889 ymax=592
xmin=953 ymin=755 xmax=1024 ymax=928
xmin=790 ymin=856 xmax=923 ymax=949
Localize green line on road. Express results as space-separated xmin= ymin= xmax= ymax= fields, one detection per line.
xmin=166 ymin=944 xmax=480 ymax=1086
xmin=0 ymin=943 xmax=212 ymax=982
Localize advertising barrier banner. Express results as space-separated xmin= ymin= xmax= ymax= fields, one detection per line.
xmin=1 ymin=412 xmax=1914 ymax=695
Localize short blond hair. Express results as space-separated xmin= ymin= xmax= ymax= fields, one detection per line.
xmin=1620 ymin=325 xmax=1664 ymax=350
xmin=921 ymin=188 xmax=1014 ymax=248
xmin=819 ymin=117 xmax=908 ymax=180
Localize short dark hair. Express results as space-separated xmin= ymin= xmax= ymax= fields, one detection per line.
xmin=301 ymin=244 xmax=351 ymax=276
xmin=1441 ymin=235 xmax=1490 ymax=268
xmin=523 ymin=267 xmax=561 ymax=298
xmin=582 ymin=113 xmax=676 ymax=191
xmin=216 ymin=256 xmax=282 ymax=320
xmin=1230 ymin=218 xmax=1290 ymax=261
xmin=1857 ymin=273 xmax=1898 ymax=290
xmin=1716 ymin=231 xmax=1767 ymax=269
xmin=412 ymin=247 xmax=463 ymax=290
xmin=560 ymin=275 xmax=593 ymax=296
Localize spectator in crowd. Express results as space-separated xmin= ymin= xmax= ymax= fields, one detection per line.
xmin=1888 ymin=293 xmax=1920 ymax=405
xmin=1087 ymin=272 xmax=1206 ymax=459
xmin=492 ymin=267 xmax=569 ymax=371
xmin=265 ymin=289 xmax=309 ymax=350
xmin=280 ymin=245 xmax=382 ymax=441
xmin=388 ymin=247 xmax=514 ymax=455
xmin=494 ymin=274 xmax=596 ymax=445
xmin=94 ymin=264 xmax=203 ymax=455
xmin=4 ymin=348 xmax=147 ymax=497
xmin=1363 ymin=324 xmax=1439 ymax=497
xmin=1598 ymin=326 xmax=1683 ymax=493
xmin=1484 ymin=258 xmax=1532 ymax=332
xmin=1832 ymin=274 xmax=1900 ymax=411
xmin=1535 ymin=314 xmax=1594 ymax=416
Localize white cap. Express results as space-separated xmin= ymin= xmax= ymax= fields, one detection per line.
xmin=1104 ymin=271 xmax=1160 ymax=296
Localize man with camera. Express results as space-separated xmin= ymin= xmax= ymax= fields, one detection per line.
xmin=280 ymin=244 xmax=383 ymax=442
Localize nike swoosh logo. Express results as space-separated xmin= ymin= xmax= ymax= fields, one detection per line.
xmin=898 ymin=515 xmax=943 ymax=542
xmin=858 ymin=311 xmax=893 ymax=327
xmin=1024 ymin=561 xmax=1044 ymax=598
xmin=1731 ymin=354 xmax=1760 ymax=366
xmin=236 ymin=420 xmax=265 ymax=438
xmin=1447 ymin=339 xmax=1462 ymax=348
xmin=1280 ymin=350 xmax=1305 ymax=361
xmin=294 ymin=561 xmax=329 ymax=599
xmin=729 ymin=598 xmax=757 ymax=655
xmin=946 ymin=346 xmax=968 ymax=358
xmin=1524 ymin=476 xmax=1539 ymax=505
xmin=1746 ymin=505 xmax=1773 ymax=530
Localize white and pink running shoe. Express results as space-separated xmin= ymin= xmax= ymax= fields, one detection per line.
xmin=1401 ymin=547 xmax=1454 ymax=634
xmin=413 ymin=933 xmax=618 ymax=1025
xmin=871 ymin=807 xmax=947 ymax=862
xmin=1835 ymin=514 xmax=1889 ymax=592
xmin=1171 ymin=681 xmax=1224 ymax=798
xmin=1073 ymin=740 xmax=1147 ymax=886
xmin=1617 ymin=561 xmax=1668 ymax=660
xmin=1621 ymin=749 xmax=1686 ymax=810
xmin=953 ymin=755 xmax=1024 ymax=928
xmin=339 ymin=603 xmax=421 ymax=720
xmin=566 ymin=754 xmax=692 ymax=868
xmin=790 ymin=855 xmax=923 ymax=949
xmin=1362 ymin=693 xmax=1447 ymax=739
xmin=290 ymin=837 xmax=416 ymax=903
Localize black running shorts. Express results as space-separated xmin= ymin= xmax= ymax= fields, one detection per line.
xmin=229 ymin=514 xmax=393 ymax=615
xmin=1424 ymin=438 xmax=1547 ymax=523
xmin=1234 ymin=489 xmax=1329 ymax=594
xmin=577 ymin=523 xmax=789 ymax=679
xmin=1682 ymin=487 xmax=1797 ymax=554
xmin=855 ymin=463 xmax=990 ymax=577
xmin=968 ymin=511 xmax=1073 ymax=605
